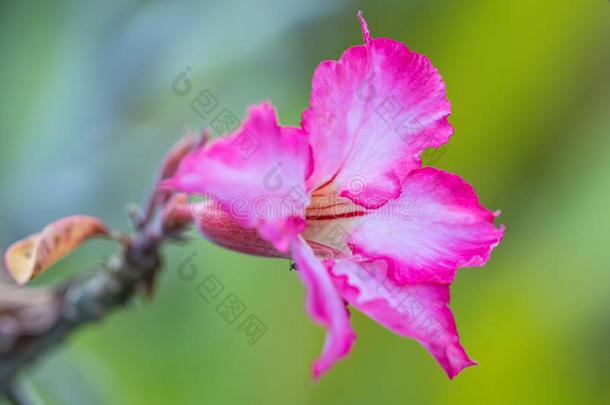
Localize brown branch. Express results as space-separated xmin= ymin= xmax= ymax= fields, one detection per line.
xmin=0 ymin=134 xmax=201 ymax=400
xmin=0 ymin=212 xmax=187 ymax=397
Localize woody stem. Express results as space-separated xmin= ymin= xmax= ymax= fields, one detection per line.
xmin=0 ymin=208 xmax=188 ymax=397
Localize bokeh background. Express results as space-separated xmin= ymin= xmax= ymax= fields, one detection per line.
xmin=1 ymin=0 xmax=609 ymax=404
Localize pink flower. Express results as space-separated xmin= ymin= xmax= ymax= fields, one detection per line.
xmin=165 ymin=12 xmax=504 ymax=379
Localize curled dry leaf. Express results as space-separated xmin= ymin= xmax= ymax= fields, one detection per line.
xmin=3 ymin=216 xmax=108 ymax=285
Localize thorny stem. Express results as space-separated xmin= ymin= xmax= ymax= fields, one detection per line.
xmin=0 ymin=182 xmax=193 ymax=399
xmin=0 ymin=209 xmax=187 ymax=397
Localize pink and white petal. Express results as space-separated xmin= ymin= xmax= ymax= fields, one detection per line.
xmin=166 ymin=102 xmax=311 ymax=252
xmin=330 ymin=259 xmax=476 ymax=379
xmin=346 ymin=167 xmax=504 ymax=285
xmin=303 ymin=15 xmax=453 ymax=208
xmin=291 ymin=236 xmax=356 ymax=378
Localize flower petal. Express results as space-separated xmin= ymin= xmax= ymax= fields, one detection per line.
xmin=330 ymin=259 xmax=476 ymax=379
xmin=302 ymin=15 xmax=453 ymax=208
xmin=291 ymin=236 xmax=356 ymax=378
xmin=167 ymin=102 xmax=311 ymax=252
xmin=344 ymin=167 xmax=504 ymax=285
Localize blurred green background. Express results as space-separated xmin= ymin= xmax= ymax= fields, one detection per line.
xmin=1 ymin=0 xmax=609 ymax=404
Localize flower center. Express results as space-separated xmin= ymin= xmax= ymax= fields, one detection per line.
xmin=302 ymin=186 xmax=367 ymax=257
